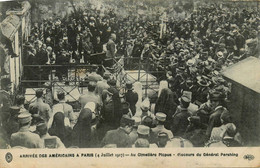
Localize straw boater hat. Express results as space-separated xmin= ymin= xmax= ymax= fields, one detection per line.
xmin=137 ymin=125 xmax=150 ymax=135
xmin=155 ymin=112 xmax=166 ymax=122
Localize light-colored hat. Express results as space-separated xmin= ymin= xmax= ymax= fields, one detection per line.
xmin=155 ymin=112 xmax=166 ymax=122
xmin=137 ymin=125 xmax=150 ymax=135
xmin=217 ymin=51 xmax=224 ymax=58
xmin=186 ymin=59 xmax=195 ymax=66
xmin=132 ymin=116 xmax=141 ymax=126
xmin=18 ymin=112 xmax=32 ymax=124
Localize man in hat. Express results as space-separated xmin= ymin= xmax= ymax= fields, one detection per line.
xmin=125 ymin=81 xmax=138 ymax=116
xmin=79 ymin=81 xmax=101 ymax=110
xmin=105 ymin=33 xmax=116 ymax=67
xmin=0 ymin=78 xmax=13 ymax=127
xmin=129 ymin=117 xmax=141 ymax=144
xmin=171 ymin=95 xmax=191 ymax=137
xmin=151 ymin=112 xmax=173 ymax=143
xmin=29 ymin=89 xmax=52 ymax=123
xmin=5 ymin=106 xmax=20 ymax=138
xmin=36 ymin=122 xmax=65 ymax=148
xmin=150 ymin=132 xmax=169 ymax=148
xmin=10 ymin=112 xmax=43 ymax=148
xmin=205 ymin=91 xmax=227 ymax=138
xmin=133 ymin=125 xmax=150 ymax=148
xmin=101 ymin=115 xmax=134 ymax=148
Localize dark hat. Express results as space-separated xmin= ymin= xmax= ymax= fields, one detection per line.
xmin=209 ymin=91 xmax=225 ymax=101
xmin=120 ymin=115 xmax=135 ymax=126
xmin=103 ymin=72 xmax=111 ymax=80
xmin=10 ymin=106 xmax=20 ymax=115
xmin=158 ymin=132 xmax=168 ymax=138
xmin=197 ymin=79 xmax=210 ymax=87
xmin=141 ymin=116 xmax=153 ymax=128
xmin=36 ymin=122 xmax=47 ymax=132
xmin=108 ymin=79 xmax=116 ymax=86
xmin=126 ymin=81 xmax=134 ymax=90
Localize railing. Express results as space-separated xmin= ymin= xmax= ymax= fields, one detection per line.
xmin=109 ymin=56 xmax=167 ymax=98
xmin=22 ymin=64 xmax=105 ymax=110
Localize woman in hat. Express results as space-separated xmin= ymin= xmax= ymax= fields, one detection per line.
xmin=48 ymin=112 xmax=72 ymax=147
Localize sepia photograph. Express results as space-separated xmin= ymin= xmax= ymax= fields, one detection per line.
xmin=0 ymin=0 xmax=259 ymax=167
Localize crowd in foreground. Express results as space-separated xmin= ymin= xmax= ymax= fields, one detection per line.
xmin=0 ymin=68 xmax=243 ymax=148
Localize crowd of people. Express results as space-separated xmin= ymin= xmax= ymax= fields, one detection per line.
xmin=0 ymin=0 xmax=259 ymax=148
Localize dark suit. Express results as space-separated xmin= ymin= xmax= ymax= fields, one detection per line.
xmin=125 ymin=90 xmax=138 ymax=116
xmin=171 ymin=106 xmax=191 ymax=137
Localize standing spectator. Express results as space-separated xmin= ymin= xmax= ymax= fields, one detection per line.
xmin=52 ymin=91 xmax=76 ymax=126
xmin=29 ymin=89 xmax=52 ymax=123
xmin=105 ymin=33 xmax=116 ymax=67
xmin=79 ymin=81 xmax=101 ymax=110
xmin=171 ymin=95 xmax=191 ymax=137
xmin=125 ymin=81 xmax=138 ymax=116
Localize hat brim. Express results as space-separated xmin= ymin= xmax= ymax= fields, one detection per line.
xmin=197 ymin=80 xmax=209 ymax=87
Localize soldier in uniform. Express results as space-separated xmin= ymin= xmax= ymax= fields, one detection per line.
xmin=171 ymin=95 xmax=191 ymax=137
xmin=10 ymin=112 xmax=43 ymax=148
xmin=133 ymin=125 xmax=150 ymax=148
xmin=151 ymin=113 xmax=173 ymax=143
